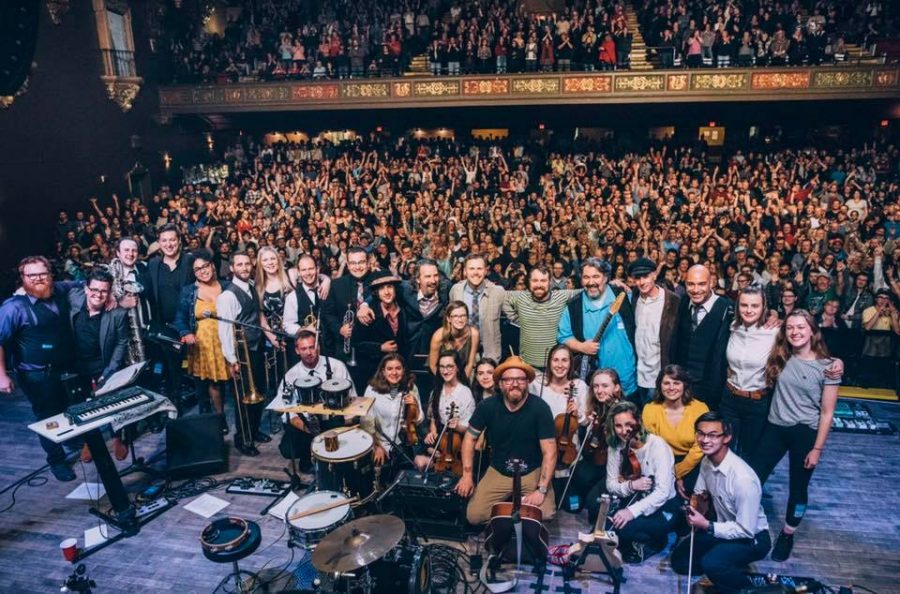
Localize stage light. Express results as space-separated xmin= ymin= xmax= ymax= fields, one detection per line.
xmin=708 ymin=121 xmax=716 ymax=127
xmin=538 ymin=123 xmax=545 ymax=131
xmin=376 ymin=126 xmax=383 ymax=132
xmin=881 ymin=120 xmax=889 ymax=127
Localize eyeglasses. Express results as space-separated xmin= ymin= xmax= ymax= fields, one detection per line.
xmin=695 ymin=431 xmax=725 ymax=440
xmin=86 ymin=287 xmax=110 ymax=295
xmin=24 ymin=272 xmax=50 ymax=281
xmin=500 ymin=377 xmax=529 ymax=385
xmin=193 ymin=262 xmax=213 ymax=273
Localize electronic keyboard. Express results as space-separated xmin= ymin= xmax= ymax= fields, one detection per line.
xmin=65 ymin=386 xmax=153 ymax=425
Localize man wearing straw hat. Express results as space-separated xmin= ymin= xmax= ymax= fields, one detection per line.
xmin=456 ymin=354 xmax=557 ymax=525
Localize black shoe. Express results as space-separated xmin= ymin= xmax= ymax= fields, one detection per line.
xmin=254 ymin=432 xmax=272 ymax=443
xmin=621 ymin=542 xmax=645 ymax=564
xmin=235 ymin=442 xmax=260 ymax=457
xmin=50 ymin=463 xmax=76 ymax=482
xmin=771 ymin=531 xmax=794 ymax=562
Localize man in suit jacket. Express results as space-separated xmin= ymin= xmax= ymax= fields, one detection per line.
xmin=67 ymin=269 xmax=129 ymax=386
xmin=352 ymin=271 xmax=408 ymax=378
xmin=449 ymin=254 xmax=506 ymax=362
xmin=673 ymin=265 xmax=733 ymax=410
xmin=322 ymin=247 xmax=370 ymax=356
xmin=627 ymin=258 xmax=681 ymax=406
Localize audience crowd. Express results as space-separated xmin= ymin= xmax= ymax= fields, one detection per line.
xmin=50 ymin=130 xmax=900 ymax=385
xmin=159 ymin=0 xmax=896 ymax=82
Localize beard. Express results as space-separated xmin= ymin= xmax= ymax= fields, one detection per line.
xmin=504 ymin=388 xmax=526 ymax=406
xmin=27 ymin=283 xmax=52 ymax=300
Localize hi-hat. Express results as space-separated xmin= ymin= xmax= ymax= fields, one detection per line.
xmin=312 ymin=515 xmax=405 ymax=573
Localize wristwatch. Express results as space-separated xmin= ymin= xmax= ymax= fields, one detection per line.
xmin=537 ymin=485 xmax=549 ymax=495
xmin=706 ymin=522 xmax=715 ymax=536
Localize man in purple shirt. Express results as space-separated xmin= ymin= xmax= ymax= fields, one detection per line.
xmin=0 ymin=256 xmax=80 ymax=481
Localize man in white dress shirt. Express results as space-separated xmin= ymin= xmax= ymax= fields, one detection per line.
xmin=216 ymin=252 xmax=269 ymax=456
xmin=277 ymin=329 xmax=355 ymax=474
xmin=671 ymin=411 xmax=771 ymax=592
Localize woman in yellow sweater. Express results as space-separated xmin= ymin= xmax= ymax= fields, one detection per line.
xmin=641 ymin=364 xmax=709 ymax=497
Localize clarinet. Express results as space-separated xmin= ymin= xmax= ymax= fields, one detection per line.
xmin=342 ymin=303 xmax=354 ymax=355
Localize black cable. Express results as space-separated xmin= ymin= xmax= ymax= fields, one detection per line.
xmin=0 ymin=473 xmax=48 ymax=514
xmin=850 ymin=586 xmax=880 ymax=594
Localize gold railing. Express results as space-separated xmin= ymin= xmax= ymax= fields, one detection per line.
xmin=159 ymin=65 xmax=900 ymax=114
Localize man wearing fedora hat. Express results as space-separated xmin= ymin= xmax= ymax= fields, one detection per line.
xmin=456 ymin=355 xmax=557 ymax=525
xmin=351 ymin=270 xmax=408 ymax=376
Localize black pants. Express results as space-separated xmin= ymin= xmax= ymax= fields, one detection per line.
xmin=720 ymin=390 xmax=770 ymax=461
xmin=671 ymin=529 xmax=771 ymax=593
xmin=568 ymin=460 xmax=607 ymax=524
xmin=751 ymin=422 xmax=818 ymax=528
xmin=17 ymin=369 xmax=69 ymax=465
xmin=279 ymin=422 xmax=314 ymax=472
xmin=618 ymin=496 xmax=682 ymax=551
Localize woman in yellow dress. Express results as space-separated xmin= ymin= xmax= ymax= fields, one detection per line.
xmin=174 ymin=249 xmax=230 ymax=431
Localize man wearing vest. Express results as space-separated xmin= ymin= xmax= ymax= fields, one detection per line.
xmin=557 ymin=257 xmax=638 ymax=399
xmin=217 ymin=252 xmax=270 ymax=456
xmin=0 ymin=256 xmax=80 ymax=481
xmin=673 ymin=265 xmax=734 ymax=411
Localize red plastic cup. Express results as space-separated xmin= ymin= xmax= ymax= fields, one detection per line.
xmin=60 ymin=538 xmax=78 ymax=562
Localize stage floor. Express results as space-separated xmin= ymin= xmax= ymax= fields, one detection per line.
xmin=1 ymin=394 xmax=898 ymax=594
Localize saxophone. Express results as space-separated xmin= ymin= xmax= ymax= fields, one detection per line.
xmin=110 ymin=258 xmax=147 ymax=364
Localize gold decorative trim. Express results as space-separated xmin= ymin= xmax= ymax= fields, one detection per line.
xmin=1 ymin=78 xmax=30 ymax=109
xmin=103 ymin=77 xmax=141 ymax=111
xmin=614 ymin=74 xmax=665 ymax=92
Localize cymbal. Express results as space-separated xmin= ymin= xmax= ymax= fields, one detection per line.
xmin=312 ymin=515 xmax=405 ymax=573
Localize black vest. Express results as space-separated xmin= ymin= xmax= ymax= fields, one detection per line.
xmin=226 ymin=284 xmax=262 ymax=350
xmin=13 ymin=293 xmax=75 ymax=370
xmin=566 ymin=285 xmax=635 ymax=344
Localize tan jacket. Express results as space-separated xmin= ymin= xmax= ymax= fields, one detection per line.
xmin=449 ymin=280 xmax=507 ymax=361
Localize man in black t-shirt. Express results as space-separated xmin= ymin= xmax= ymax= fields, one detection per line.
xmin=456 ymin=355 xmax=557 ymax=525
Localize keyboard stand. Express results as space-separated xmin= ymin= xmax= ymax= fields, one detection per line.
xmin=117 ymin=424 xmax=166 ymax=480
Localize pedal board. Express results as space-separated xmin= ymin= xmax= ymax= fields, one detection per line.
xmin=226 ymin=477 xmax=290 ymax=497
xmin=136 ymin=497 xmax=174 ymax=519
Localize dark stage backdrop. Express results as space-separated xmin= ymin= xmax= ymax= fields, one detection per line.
xmin=0 ymin=1 xmax=206 ymax=288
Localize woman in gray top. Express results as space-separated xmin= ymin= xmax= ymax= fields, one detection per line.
xmin=751 ymin=310 xmax=841 ymax=563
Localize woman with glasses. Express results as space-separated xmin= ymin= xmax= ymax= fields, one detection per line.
xmin=428 ymin=301 xmax=479 ymax=378
xmin=751 ymin=310 xmax=842 ymax=562
xmin=174 ymin=249 xmax=229 ymax=430
xmin=414 ymin=352 xmax=475 ymax=471
xmin=641 ymin=364 xmax=709 ymax=497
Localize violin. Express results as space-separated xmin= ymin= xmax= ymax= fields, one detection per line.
xmin=554 ymin=380 xmax=579 ymax=466
xmin=434 ymin=402 xmax=463 ymax=476
xmin=403 ymin=390 xmax=419 ymax=446
xmin=618 ymin=426 xmax=643 ymax=483
xmin=688 ymin=491 xmax=711 ymax=519
xmin=583 ymin=406 xmax=609 ymax=466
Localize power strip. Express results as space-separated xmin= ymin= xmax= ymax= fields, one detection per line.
xmin=226 ymin=477 xmax=290 ymax=497
xmin=136 ymin=497 xmax=173 ymax=519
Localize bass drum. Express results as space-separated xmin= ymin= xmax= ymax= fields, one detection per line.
xmin=311 ymin=428 xmax=376 ymax=504
xmin=366 ymin=543 xmax=431 ymax=594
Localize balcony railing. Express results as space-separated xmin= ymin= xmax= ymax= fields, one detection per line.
xmin=102 ymin=49 xmax=137 ymax=78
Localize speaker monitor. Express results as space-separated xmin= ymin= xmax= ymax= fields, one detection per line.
xmin=166 ymin=413 xmax=228 ymax=478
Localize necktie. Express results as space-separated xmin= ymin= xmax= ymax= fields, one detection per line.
xmin=470 ymin=287 xmax=482 ymax=330
xmin=691 ymin=304 xmax=703 ymax=331
xmin=356 ymin=282 xmax=364 ymax=307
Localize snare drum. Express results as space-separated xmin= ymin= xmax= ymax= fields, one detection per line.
xmin=285 ymin=490 xmax=352 ymax=548
xmin=312 ymin=428 xmax=376 ymax=504
xmin=320 ymin=377 xmax=352 ymax=410
xmin=292 ymin=376 xmax=321 ymax=406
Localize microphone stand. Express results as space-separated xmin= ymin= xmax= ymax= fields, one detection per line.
xmin=202 ymin=311 xmax=295 ymax=340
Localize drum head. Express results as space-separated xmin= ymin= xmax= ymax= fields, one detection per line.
xmin=293 ymin=376 xmax=322 ymax=389
xmin=287 ymin=491 xmax=351 ymax=530
xmin=321 ymin=378 xmax=352 ymax=392
xmin=312 ymin=428 xmax=373 ymax=461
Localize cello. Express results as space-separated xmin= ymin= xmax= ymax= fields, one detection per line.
xmin=554 ymin=380 xmax=579 ymax=466
xmin=485 ymin=459 xmax=550 ymax=564
xmin=433 ymin=403 xmax=463 ymax=476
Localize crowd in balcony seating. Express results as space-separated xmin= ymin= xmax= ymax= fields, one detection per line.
xmin=638 ymin=0 xmax=898 ymax=68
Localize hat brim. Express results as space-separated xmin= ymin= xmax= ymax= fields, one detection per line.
xmin=493 ymin=358 xmax=536 ymax=383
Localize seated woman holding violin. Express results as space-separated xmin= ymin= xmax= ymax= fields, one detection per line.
xmin=361 ymin=354 xmax=425 ymax=472
xmin=605 ymin=401 xmax=682 ymax=564
xmin=671 ymin=411 xmax=771 ymax=592
xmin=415 ymin=351 xmax=476 ymax=472
xmin=566 ymin=368 xmax=624 ymax=524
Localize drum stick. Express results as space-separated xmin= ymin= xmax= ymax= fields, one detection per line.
xmin=289 ymin=496 xmax=359 ymax=521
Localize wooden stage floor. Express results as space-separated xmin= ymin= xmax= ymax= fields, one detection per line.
xmin=1 ymin=393 xmax=898 ymax=594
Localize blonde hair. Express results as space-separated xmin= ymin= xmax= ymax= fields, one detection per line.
xmin=254 ymin=246 xmax=294 ymax=308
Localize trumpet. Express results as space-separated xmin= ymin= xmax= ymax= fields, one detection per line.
xmin=232 ymin=325 xmax=265 ymax=448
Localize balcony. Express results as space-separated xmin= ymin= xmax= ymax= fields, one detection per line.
xmin=159 ymin=65 xmax=900 ymax=115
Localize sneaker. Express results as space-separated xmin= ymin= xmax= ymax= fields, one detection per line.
xmin=621 ymin=542 xmax=645 ymax=564
xmin=771 ymin=531 xmax=794 ymax=562
xmin=50 ymin=463 xmax=76 ymax=482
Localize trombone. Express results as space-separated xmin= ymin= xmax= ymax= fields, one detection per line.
xmin=232 ymin=325 xmax=265 ymax=448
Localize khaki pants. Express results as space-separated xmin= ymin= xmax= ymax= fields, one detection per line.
xmin=466 ymin=466 xmax=556 ymax=525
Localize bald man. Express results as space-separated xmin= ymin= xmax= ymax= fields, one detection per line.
xmin=672 ymin=265 xmax=734 ymax=410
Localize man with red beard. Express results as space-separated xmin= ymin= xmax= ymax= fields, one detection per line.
xmin=0 ymin=256 xmax=81 ymax=481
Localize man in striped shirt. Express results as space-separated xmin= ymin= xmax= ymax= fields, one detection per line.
xmin=503 ymin=267 xmax=580 ymax=370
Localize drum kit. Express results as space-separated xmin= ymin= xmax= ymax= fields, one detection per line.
xmin=287 ymin=511 xmax=430 ymax=594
